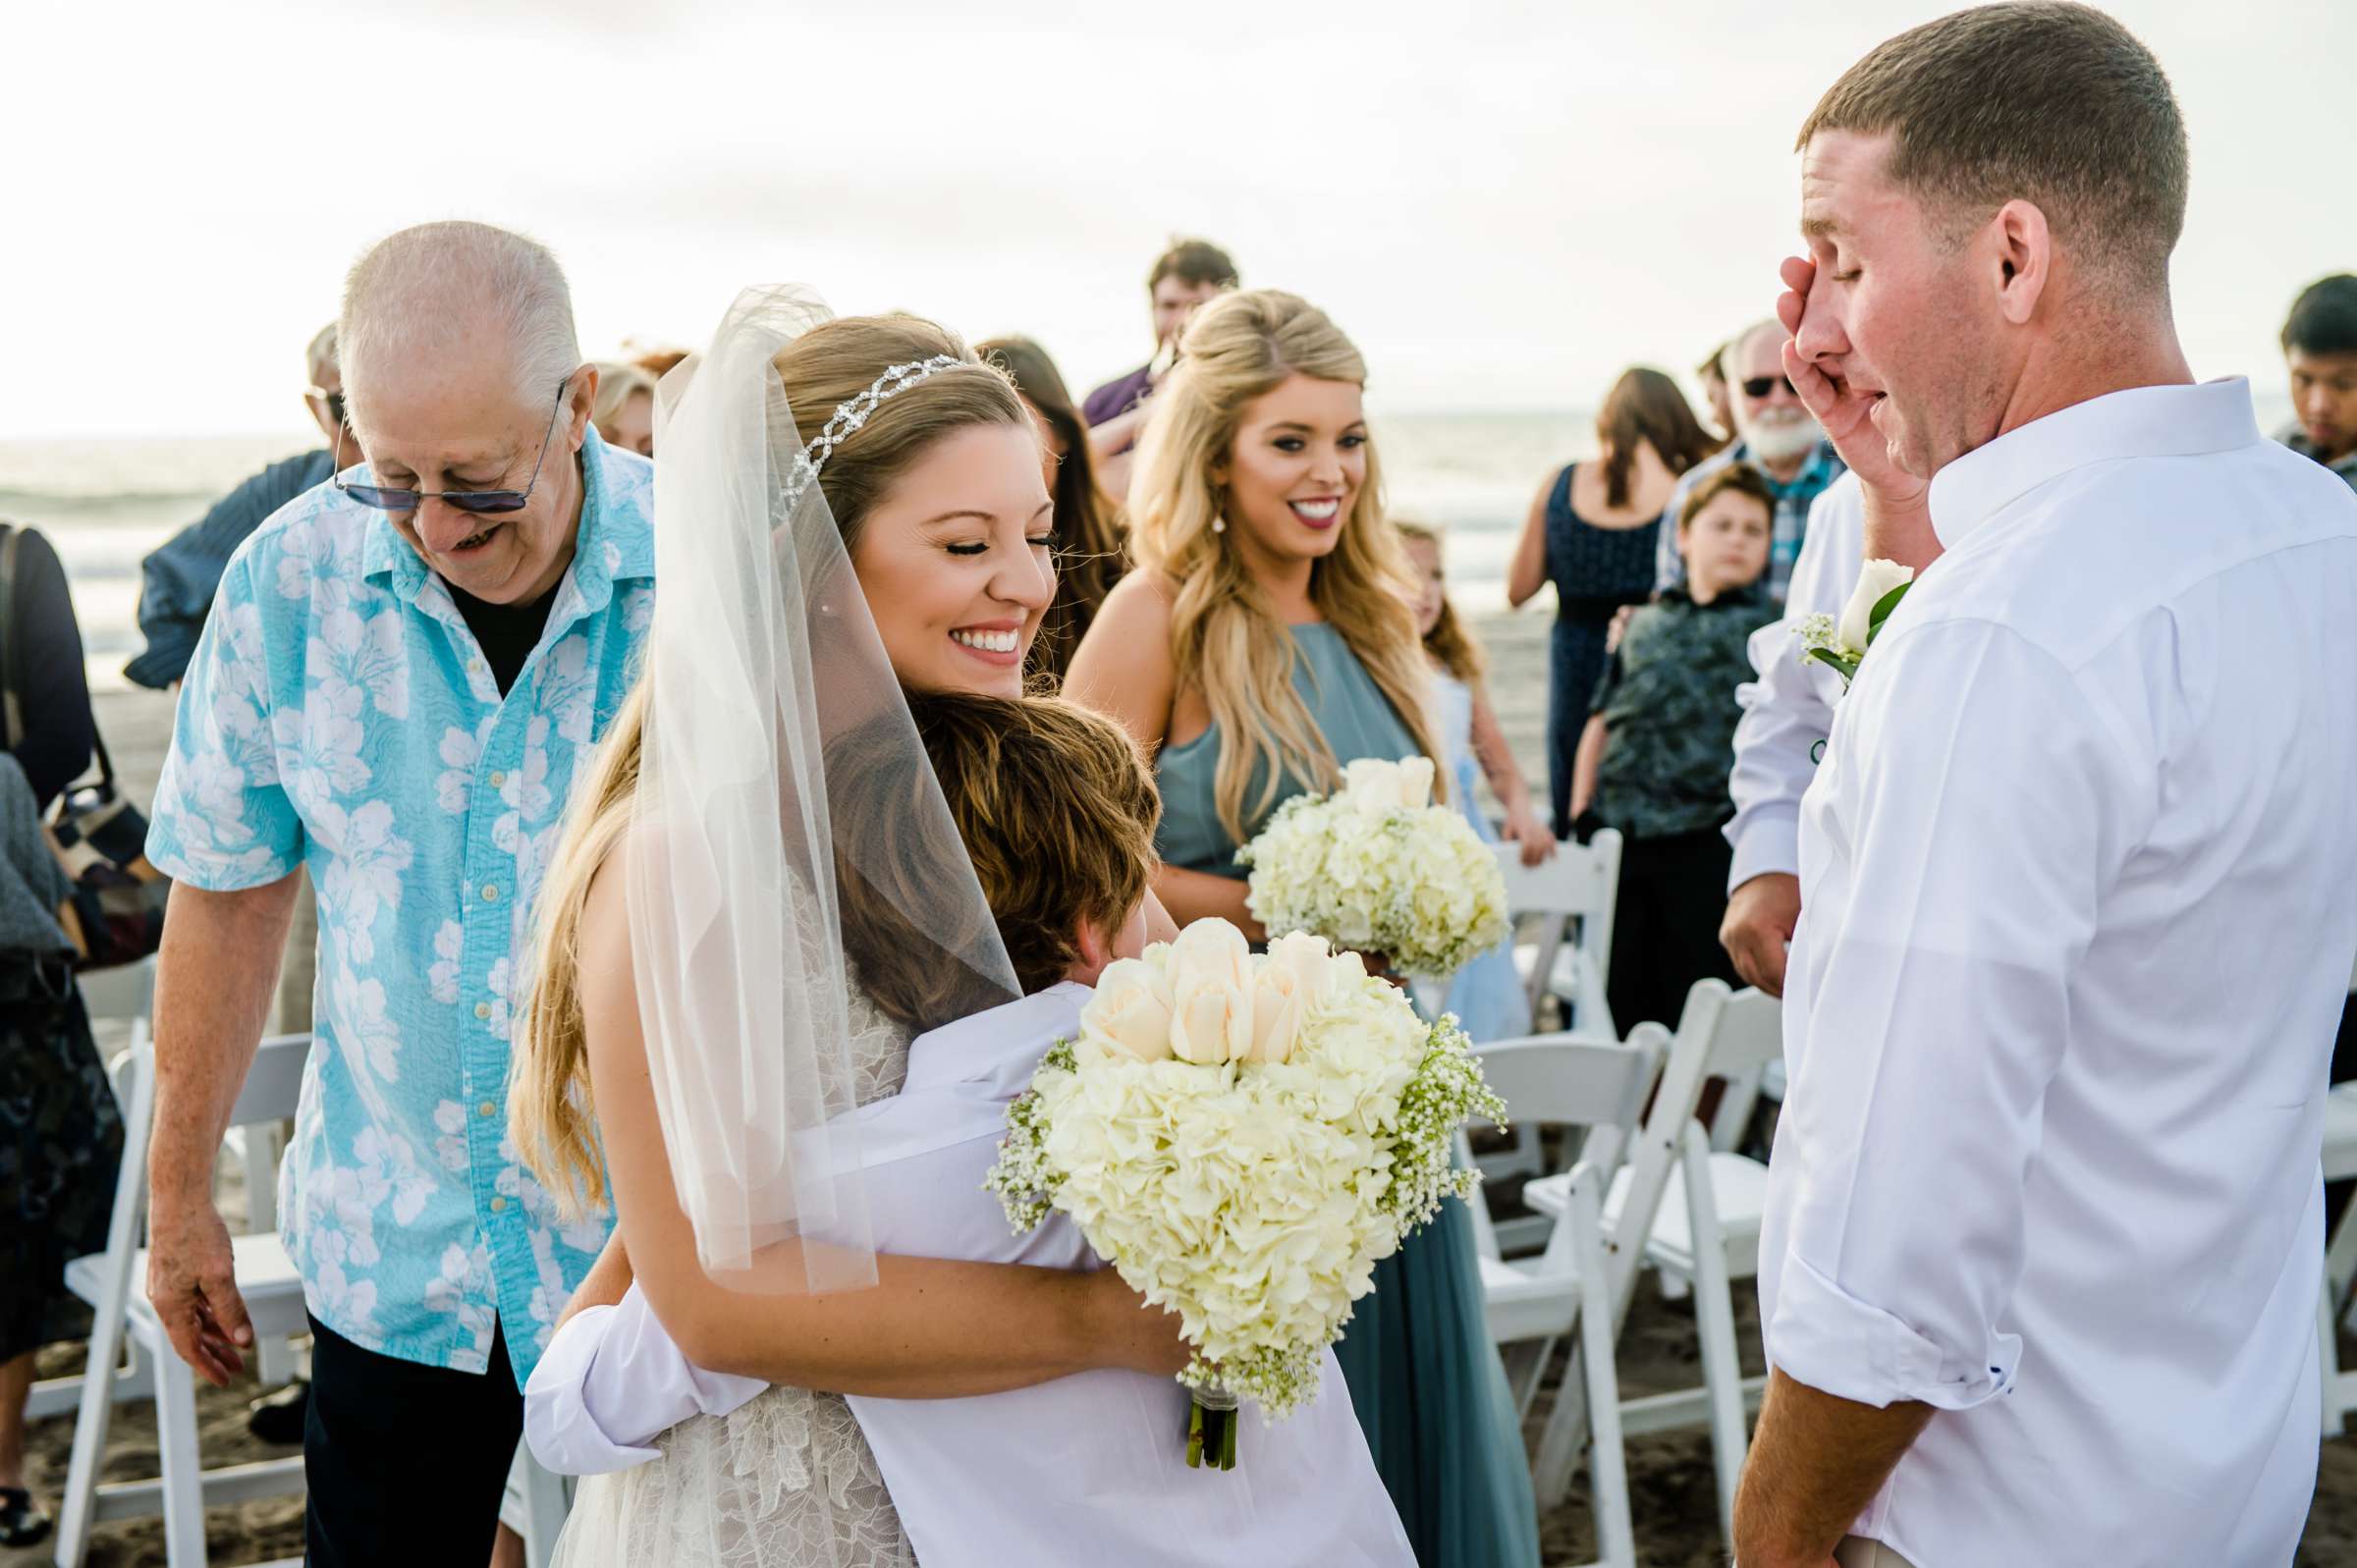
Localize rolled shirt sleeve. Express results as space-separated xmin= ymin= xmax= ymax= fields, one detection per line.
xmin=144 ymin=549 xmax=304 ymax=890
xmin=1724 ymin=478 xmax=1860 ymax=892
xmin=1767 ymin=616 xmax=2140 ymax=1411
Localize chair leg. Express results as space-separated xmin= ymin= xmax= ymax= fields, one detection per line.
xmin=53 ymin=1316 xmax=134 ymax=1564
xmin=2324 ymin=1282 xmax=2346 ymax=1439
xmin=1573 ymin=1179 xmax=1637 ymax=1568
xmin=152 ymin=1354 xmax=210 ymax=1567
xmin=2329 ymin=1198 xmax=2357 ymax=1317
xmin=1500 ymin=1339 xmax=1552 ymax=1419
xmin=518 ymin=1446 xmax=570 ymax=1568
xmin=1682 ymin=1129 xmax=1749 ymax=1547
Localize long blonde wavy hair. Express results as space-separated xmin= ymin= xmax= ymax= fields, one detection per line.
xmin=511 ymin=314 xmax=1032 ymax=1215
xmin=1127 ymin=288 xmax=1440 ymax=843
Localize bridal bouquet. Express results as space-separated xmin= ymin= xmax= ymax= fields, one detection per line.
xmin=1236 ymin=756 xmax=1508 ymax=979
xmin=985 ymin=920 xmax=1503 ymax=1471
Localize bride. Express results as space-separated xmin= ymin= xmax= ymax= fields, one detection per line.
xmin=507 ymin=291 xmax=1408 ymax=1566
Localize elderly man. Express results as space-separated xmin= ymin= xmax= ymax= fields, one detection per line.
xmin=1652 ymin=320 xmax=1845 ymax=601
xmin=142 ymin=221 xmax=651 ymax=1566
xmin=1734 ymin=7 xmax=2357 ymax=1567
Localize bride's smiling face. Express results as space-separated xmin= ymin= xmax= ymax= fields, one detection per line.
xmin=850 ymin=422 xmax=1057 ymax=698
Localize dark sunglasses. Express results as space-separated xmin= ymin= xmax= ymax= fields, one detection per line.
xmin=307 ymin=385 xmax=348 ymax=427
xmin=332 ymin=375 xmax=571 ymax=515
xmin=1741 ymin=374 xmax=1798 ymax=401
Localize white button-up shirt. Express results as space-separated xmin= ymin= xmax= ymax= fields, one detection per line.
xmin=1725 ymin=473 xmax=1864 ymax=892
xmin=526 ymin=984 xmax=1412 ymax=1568
xmin=1759 ymin=379 xmax=2357 ymax=1566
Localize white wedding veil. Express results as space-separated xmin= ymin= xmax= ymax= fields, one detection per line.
xmin=628 ymin=285 xmax=1021 ymax=1294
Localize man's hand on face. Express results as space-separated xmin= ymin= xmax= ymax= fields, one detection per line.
xmin=1777 ymin=256 xmax=1924 ymax=508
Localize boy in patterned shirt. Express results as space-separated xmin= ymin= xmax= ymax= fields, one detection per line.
xmin=1572 ymin=464 xmax=1779 ymax=1032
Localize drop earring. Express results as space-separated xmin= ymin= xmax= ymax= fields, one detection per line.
xmin=1212 ymin=514 xmax=1227 ymax=534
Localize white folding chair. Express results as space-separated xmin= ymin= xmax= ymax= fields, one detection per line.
xmin=2318 ymin=1084 xmax=2357 ymax=1435
xmin=54 ymin=1033 xmax=315 ymax=1568
xmin=27 ymin=1033 xmax=157 ymax=1424
xmin=500 ymin=1443 xmax=575 ymax=1568
xmin=1524 ymin=978 xmax=1783 ymax=1546
xmin=1465 ymin=834 xmax=1622 ymax=1244
xmin=1469 ymin=1027 xmax=1663 ymax=1568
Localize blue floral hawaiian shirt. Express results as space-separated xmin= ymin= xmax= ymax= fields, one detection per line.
xmin=147 ymin=428 xmax=653 ymax=1385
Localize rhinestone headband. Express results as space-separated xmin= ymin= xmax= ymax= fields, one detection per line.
xmin=781 ymin=354 xmax=966 ymax=510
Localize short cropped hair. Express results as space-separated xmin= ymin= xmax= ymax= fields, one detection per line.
xmin=1796 ymin=2 xmax=2188 ymax=297
xmin=1678 ymin=462 xmax=1775 ymax=532
xmin=2283 ymin=275 xmax=2357 ymax=358
xmin=907 ymin=690 xmax=1160 ymax=996
xmin=341 ymin=221 xmax=580 ymax=429
xmin=1148 ymin=239 xmax=1240 ymax=294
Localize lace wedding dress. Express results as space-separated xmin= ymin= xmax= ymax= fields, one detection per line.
xmin=552 ymin=986 xmax=918 ymax=1568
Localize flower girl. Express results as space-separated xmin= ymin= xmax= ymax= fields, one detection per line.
xmin=1395 ymin=518 xmax=1550 ymax=1042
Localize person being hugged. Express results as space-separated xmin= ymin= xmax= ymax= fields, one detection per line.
xmin=1067 ymin=289 xmax=1540 ymax=1568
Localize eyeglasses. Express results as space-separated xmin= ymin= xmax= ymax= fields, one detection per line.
xmin=307 ymin=385 xmax=348 ymax=427
xmin=332 ymin=376 xmax=571 ymax=515
xmin=1740 ymin=374 xmax=1798 ymax=401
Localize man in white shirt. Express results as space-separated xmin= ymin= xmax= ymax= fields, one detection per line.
xmin=1732 ymin=7 xmax=2357 ymax=1568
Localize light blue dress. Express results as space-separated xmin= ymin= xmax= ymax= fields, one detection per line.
xmin=1155 ymin=622 xmax=1541 ymax=1568
xmin=1431 ymin=670 xmax=1532 ymax=1044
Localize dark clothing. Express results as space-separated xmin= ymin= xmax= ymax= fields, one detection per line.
xmin=1606 ymin=825 xmax=1740 ymax=1035
xmin=303 ymin=1314 xmax=524 ymax=1567
xmin=2279 ymin=423 xmax=2357 ymax=493
xmin=1081 ymin=363 xmax=1154 ymax=428
xmin=1542 ymin=463 xmax=1661 ymax=838
xmin=1 ymin=978 xmax=120 ymax=1361
xmin=0 ymin=526 xmax=97 ymax=811
xmin=126 ymin=449 xmax=336 ymax=690
xmin=450 ymin=583 xmax=559 ymax=697
xmin=1590 ymin=583 xmax=1778 ymax=841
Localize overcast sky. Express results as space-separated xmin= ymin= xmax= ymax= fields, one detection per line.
xmin=6 ymin=0 xmax=2348 ymax=439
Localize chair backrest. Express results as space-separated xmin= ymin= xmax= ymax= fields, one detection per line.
xmin=1502 ymin=831 xmax=1622 ymax=1031
xmin=1598 ymin=980 xmax=1781 ymax=1325
xmin=78 ymin=956 xmax=157 ymax=1030
xmin=1476 ymin=1030 xmax=1661 ymax=1138
xmin=229 ymin=1033 xmax=314 ymax=1130
xmin=1464 ymin=1024 xmax=1667 ymax=1262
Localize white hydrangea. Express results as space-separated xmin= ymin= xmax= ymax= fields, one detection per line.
xmin=1237 ymin=756 xmax=1509 ymax=979
xmin=987 ymin=923 xmax=1505 ymax=1425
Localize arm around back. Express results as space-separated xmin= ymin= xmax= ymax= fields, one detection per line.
xmin=574 ymin=859 xmax=1188 ymax=1396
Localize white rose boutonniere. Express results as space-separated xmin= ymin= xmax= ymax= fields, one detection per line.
xmin=1795 ymin=558 xmax=1914 ymax=690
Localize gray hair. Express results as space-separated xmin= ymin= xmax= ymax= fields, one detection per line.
xmin=1723 ymin=319 xmax=1782 ymax=376
xmin=339 ymin=221 xmax=580 ymax=434
xmin=305 ymin=322 xmax=339 ymax=386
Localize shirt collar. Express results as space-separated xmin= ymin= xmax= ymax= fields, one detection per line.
xmin=1725 ymin=437 xmax=1839 ymax=496
xmin=357 ymin=425 xmax=654 ymax=607
xmin=1929 ymin=378 xmax=2263 ymax=552
xmin=901 ymin=982 xmax=1092 ymax=1098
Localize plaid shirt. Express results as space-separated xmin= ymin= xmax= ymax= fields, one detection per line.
xmin=1653 ymin=438 xmax=1846 ymax=603
xmin=2278 ymin=423 xmax=2357 ymax=493
xmin=1590 ymin=583 xmax=1780 ymax=840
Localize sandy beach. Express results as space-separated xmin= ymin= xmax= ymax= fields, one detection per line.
xmin=17 ymin=616 xmax=2357 ymax=1567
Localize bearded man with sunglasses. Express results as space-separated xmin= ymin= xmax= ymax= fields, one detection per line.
xmin=140 ymin=220 xmax=652 ymax=1567
xmin=1652 ymin=318 xmax=1846 ymax=602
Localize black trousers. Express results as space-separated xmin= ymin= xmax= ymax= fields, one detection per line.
xmin=304 ymin=1315 xmax=523 ymax=1567
xmin=1606 ymin=825 xmax=1740 ymax=1035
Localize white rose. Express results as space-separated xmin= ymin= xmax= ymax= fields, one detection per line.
xmin=1167 ymin=919 xmax=1255 ymax=1066
xmin=1836 ymin=558 xmax=1915 ymax=657
xmin=1340 ymin=757 xmax=1403 ymax=815
xmin=1393 ymin=756 xmax=1436 ymax=810
xmin=1082 ymin=956 xmax=1177 ymax=1062
xmin=1247 ymin=933 xmax=1337 ymax=1065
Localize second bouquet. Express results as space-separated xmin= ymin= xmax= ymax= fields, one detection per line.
xmin=986 ymin=919 xmax=1503 ymax=1471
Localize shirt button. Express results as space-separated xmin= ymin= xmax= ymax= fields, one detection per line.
xmin=478 ymin=1101 xmax=497 ymax=1118
xmin=468 ymin=657 xmax=485 ymax=674
xmin=489 ymin=1196 xmax=508 ymax=1214
xmin=482 ymin=883 xmax=500 ymax=902
xmin=489 ymin=771 xmax=507 ymax=788
xmin=474 ymin=1001 xmax=492 ymax=1020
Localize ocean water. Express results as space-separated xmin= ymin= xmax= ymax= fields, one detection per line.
xmin=3 ymin=412 xmax=1595 ymax=691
